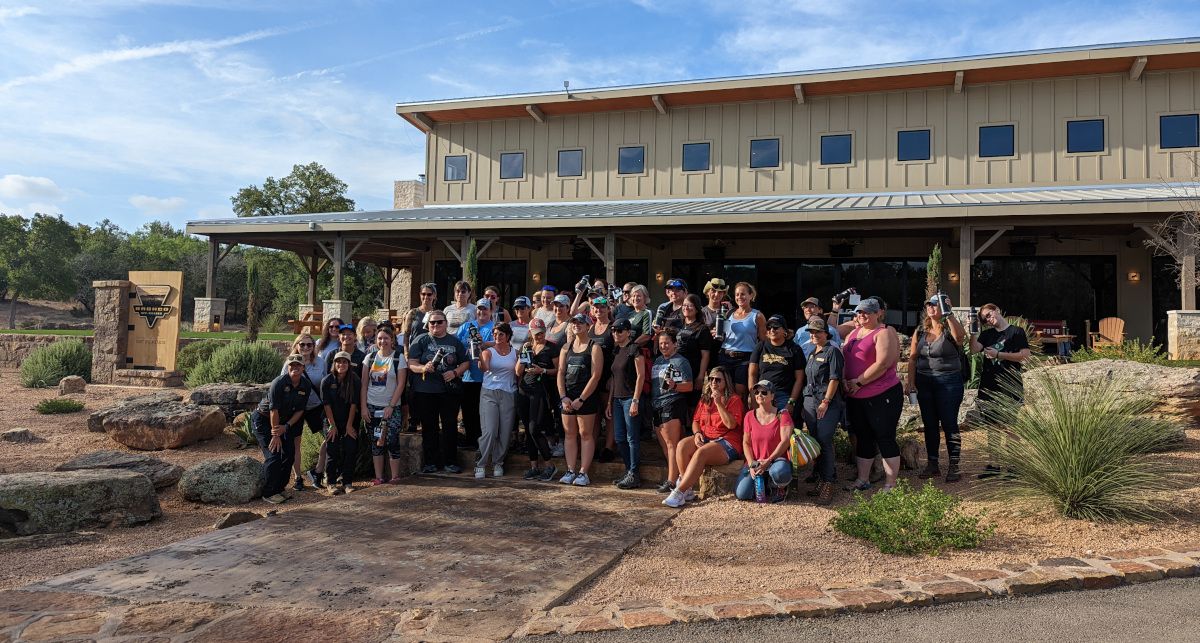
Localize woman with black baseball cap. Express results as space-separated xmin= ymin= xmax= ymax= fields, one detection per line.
xmin=801 ymin=317 xmax=844 ymax=504
xmin=557 ymin=313 xmax=605 ymax=486
xmin=254 ymin=354 xmax=313 ymax=504
xmin=606 ymin=317 xmax=646 ymax=489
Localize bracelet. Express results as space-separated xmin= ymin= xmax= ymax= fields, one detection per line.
xmin=819 ymin=399 xmax=830 ymax=405
xmin=631 ymin=399 xmax=639 ymax=404
xmin=787 ymin=398 xmax=796 ymax=405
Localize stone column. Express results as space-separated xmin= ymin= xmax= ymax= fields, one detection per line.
xmin=92 ymin=280 xmax=131 ymax=384
xmin=322 ymin=300 xmax=355 ymax=325
xmin=298 ymin=303 xmax=315 ymax=320
xmin=192 ymin=298 xmax=226 ymax=332
xmin=1167 ymin=310 xmax=1200 ymax=360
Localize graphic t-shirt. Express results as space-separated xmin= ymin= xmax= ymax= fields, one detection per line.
xmin=651 ymin=354 xmax=693 ymax=407
xmin=978 ymin=325 xmax=1030 ymax=399
xmin=750 ymin=340 xmax=806 ymax=397
xmin=407 ymin=333 xmax=468 ymax=395
xmin=364 ymin=349 xmax=406 ymax=407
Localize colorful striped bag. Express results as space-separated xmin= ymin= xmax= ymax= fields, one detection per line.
xmin=789 ymin=427 xmax=822 ymax=474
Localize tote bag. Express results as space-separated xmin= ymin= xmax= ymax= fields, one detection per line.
xmin=789 ymin=427 xmax=822 ymax=472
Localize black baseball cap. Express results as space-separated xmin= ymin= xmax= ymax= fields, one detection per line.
xmin=612 ymin=318 xmax=632 ymax=332
xmin=766 ymin=314 xmax=787 ymax=329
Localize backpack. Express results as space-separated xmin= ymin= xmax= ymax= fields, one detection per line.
xmin=364 ymin=349 xmax=404 ymax=377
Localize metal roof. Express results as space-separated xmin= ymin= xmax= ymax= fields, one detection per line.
xmin=187 ymin=183 xmax=1197 ymax=234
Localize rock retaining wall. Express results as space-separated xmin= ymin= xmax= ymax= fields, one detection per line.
xmin=0 ymin=334 xmax=292 ymax=371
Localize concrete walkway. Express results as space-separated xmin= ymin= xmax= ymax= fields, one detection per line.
xmin=5 ymin=476 xmax=674 ymax=642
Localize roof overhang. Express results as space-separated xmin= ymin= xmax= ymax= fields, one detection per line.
xmin=396 ymin=38 xmax=1200 ymax=130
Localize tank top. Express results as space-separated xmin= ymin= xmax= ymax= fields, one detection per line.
xmin=589 ymin=322 xmax=615 ymax=379
xmin=843 ymin=326 xmax=900 ymax=399
xmin=482 ymin=346 xmax=518 ymax=393
xmin=546 ymin=320 xmax=569 ymax=349
xmin=564 ymin=340 xmax=594 ymax=396
xmin=916 ymin=329 xmax=962 ymax=376
xmin=722 ymin=308 xmax=760 ymax=353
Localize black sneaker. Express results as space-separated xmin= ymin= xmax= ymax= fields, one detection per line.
xmin=305 ymin=468 xmax=325 ymax=489
xmin=538 ymin=465 xmax=558 ymax=482
xmin=977 ymin=464 xmax=1003 ymax=479
xmin=292 ymin=477 xmax=305 ymax=492
xmin=656 ymin=480 xmax=675 ymax=494
xmin=917 ymin=463 xmax=941 ymax=479
xmin=523 ymin=467 xmax=542 ymax=480
xmin=617 ymin=472 xmax=641 ymax=490
xmin=945 ymin=464 xmax=962 ymax=483
xmin=420 ymin=464 xmax=438 ymax=474
xmin=445 ymin=464 xmax=463 ymax=474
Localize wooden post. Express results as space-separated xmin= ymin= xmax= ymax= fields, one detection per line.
xmin=306 ymin=254 xmax=318 ymax=306
xmin=958 ymin=225 xmax=973 ymax=306
xmin=382 ymin=262 xmax=394 ymax=310
xmin=333 ymin=233 xmax=346 ymax=301
xmin=604 ymin=232 xmax=616 ymax=286
xmin=1182 ymin=220 xmax=1197 ymax=310
xmin=205 ymin=239 xmax=219 ymax=298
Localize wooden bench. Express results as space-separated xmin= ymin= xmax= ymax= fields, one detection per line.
xmin=1086 ymin=317 xmax=1126 ymax=348
xmin=287 ymin=310 xmax=323 ymax=335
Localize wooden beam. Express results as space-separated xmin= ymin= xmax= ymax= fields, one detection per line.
xmin=525 ymin=104 xmax=545 ymax=123
xmin=216 ymin=242 xmax=238 ymax=267
xmin=344 ymin=239 xmax=367 ymax=263
xmin=604 ymin=232 xmax=616 ymax=286
xmin=476 ymin=237 xmax=497 ymax=258
xmin=410 ymin=112 xmax=435 ymax=133
xmin=440 ymin=237 xmax=466 ymax=263
xmin=580 ymin=236 xmax=605 ymax=262
xmin=364 ymin=238 xmax=430 ymax=252
xmin=1129 ymin=56 xmax=1148 ymax=81
xmin=315 ymin=240 xmax=336 ymax=263
xmin=205 ymin=239 xmax=220 ymax=298
xmin=973 ymin=226 xmax=1013 ymax=261
xmin=494 ymin=236 xmax=543 ymax=251
xmin=618 ymin=234 xmax=666 ymax=250
xmin=332 ymin=234 xmax=345 ymax=301
xmin=953 ymin=71 xmax=964 ymax=93
xmin=793 ymin=83 xmax=804 ymax=104
xmin=651 ymin=94 xmax=668 ymax=115
xmin=958 ymin=225 xmax=973 ymax=306
xmin=1136 ymin=223 xmax=1179 ymax=256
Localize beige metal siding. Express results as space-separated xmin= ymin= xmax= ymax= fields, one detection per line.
xmin=425 ymin=70 xmax=1200 ymax=204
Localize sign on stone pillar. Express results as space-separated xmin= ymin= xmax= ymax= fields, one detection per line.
xmin=127 ymin=271 xmax=183 ymax=371
xmin=91 ymin=280 xmax=131 ymax=384
xmin=193 ymin=297 xmax=226 ymax=332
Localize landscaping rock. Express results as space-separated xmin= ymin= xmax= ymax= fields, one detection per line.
xmin=697 ymin=461 xmax=744 ymax=499
xmin=186 ymin=383 xmax=269 ymax=422
xmin=56 ymin=450 xmax=184 ymax=489
xmin=1 ymin=428 xmax=36 ymax=443
xmin=178 ymin=455 xmax=265 ymax=504
xmin=58 ymin=375 xmax=86 ymax=395
xmin=100 ymin=400 xmax=226 ymax=450
xmin=0 ymin=470 xmax=160 ymax=535
xmin=897 ymin=433 xmax=924 ymax=470
xmin=1040 ymin=359 xmax=1200 ymax=434
xmin=88 ymin=391 xmax=184 ymax=432
xmin=214 ymin=510 xmax=263 ymax=529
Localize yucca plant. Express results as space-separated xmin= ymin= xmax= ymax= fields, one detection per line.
xmin=979 ymin=371 xmax=1185 ymax=521
xmin=230 ymin=414 xmax=259 ymax=449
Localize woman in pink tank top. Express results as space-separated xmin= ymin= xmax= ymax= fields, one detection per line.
xmin=841 ymin=298 xmax=903 ymax=493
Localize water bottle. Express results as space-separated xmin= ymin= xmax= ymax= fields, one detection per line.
xmin=968 ymin=307 xmax=980 ymax=334
xmin=715 ymin=303 xmax=730 ymax=343
xmin=754 ymin=473 xmax=766 ymax=504
xmin=468 ymin=326 xmax=482 ymax=361
xmin=936 ymin=290 xmax=952 ymax=316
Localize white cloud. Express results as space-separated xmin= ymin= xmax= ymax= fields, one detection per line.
xmin=0 ymin=174 xmax=64 ymax=201
xmin=130 ymin=194 xmax=186 ymax=216
xmin=196 ymin=205 xmax=232 ymax=219
xmin=0 ymin=6 xmax=39 ymax=22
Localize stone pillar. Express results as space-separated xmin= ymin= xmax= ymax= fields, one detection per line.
xmin=322 ymin=300 xmax=354 ymax=325
xmin=1167 ymin=310 xmax=1200 ymax=360
xmin=192 ymin=298 xmax=226 ymax=332
xmin=91 ymin=280 xmax=131 ymax=384
xmin=298 ymin=303 xmax=315 ymax=320
xmin=390 ymin=268 xmax=413 ymax=315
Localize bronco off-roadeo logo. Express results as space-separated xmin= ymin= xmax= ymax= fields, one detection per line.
xmin=133 ymin=284 xmax=174 ymax=329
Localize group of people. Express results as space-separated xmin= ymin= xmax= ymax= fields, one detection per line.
xmin=251 ymin=277 xmax=1031 ymax=508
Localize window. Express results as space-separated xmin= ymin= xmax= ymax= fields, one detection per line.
xmin=499 ymin=152 xmax=524 ymax=180
xmin=979 ymin=124 xmax=1015 ymax=158
xmin=557 ymin=149 xmax=584 ymax=177
xmin=682 ymin=142 xmax=710 ymax=172
xmin=444 ymin=155 xmax=468 ymax=181
xmin=1160 ymin=114 xmax=1200 ymax=149
xmin=617 ymin=146 xmax=645 ymax=174
xmin=897 ymin=129 xmax=931 ymax=162
xmin=749 ymin=138 xmax=780 ymax=169
xmin=820 ymin=134 xmax=853 ymax=165
xmin=1066 ymin=119 xmax=1105 ymax=154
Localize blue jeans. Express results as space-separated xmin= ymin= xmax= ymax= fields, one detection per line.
xmin=734 ymin=460 xmax=792 ymax=500
xmin=915 ymin=372 xmax=964 ymax=466
xmin=611 ymin=396 xmax=643 ymax=473
xmin=802 ymin=396 xmax=843 ymax=483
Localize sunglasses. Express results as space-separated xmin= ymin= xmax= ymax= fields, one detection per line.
xmin=753 ymin=390 xmax=773 ymax=397
xmin=298 ymin=342 xmax=314 ymax=348
xmin=622 ymin=290 xmax=631 ymax=295
xmin=706 ymin=376 xmax=724 ymax=382
xmin=420 ymin=292 xmax=435 ymax=297
xmin=428 ymin=320 xmax=447 ymax=326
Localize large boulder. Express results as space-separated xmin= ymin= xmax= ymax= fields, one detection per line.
xmin=178 ymin=455 xmax=265 ymax=504
xmin=56 ymin=450 xmax=184 ymax=489
xmin=100 ymin=400 xmax=226 ymax=450
xmin=0 ymin=470 xmax=161 ymax=535
xmin=58 ymin=375 xmax=86 ymax=395
xmin=88 ymin=391 xmax=184 ymax=433
xmin=1037 ymin=359 xmax=1200 ymax=431
xmin=186 ymin=383 xmax=269 ymax=423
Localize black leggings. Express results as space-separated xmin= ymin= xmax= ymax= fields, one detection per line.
xmin=845 ymin=383 xmax=903 ymax=460
xmin=414 ymin=391 xmax=461 ymax=468
xmin=461 ymin=382 xmax=482 ymax=445
xmin=325 ymin=433 xmax=358 ymax=486
xmin=517 ymin=388 xmax=553 ymax=461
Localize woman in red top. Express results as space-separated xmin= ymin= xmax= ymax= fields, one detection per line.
xmin=662 ymin=366 xmax=744 ymax=508
xmin=735 ymin=380 xmax=795 ymax=503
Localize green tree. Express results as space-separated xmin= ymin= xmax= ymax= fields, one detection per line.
xmin=71 ymin=219 xmax=130 ymax=313
xmin=231 ymin=162 xmax=355 ymax=217
xmin=464 ymin=238 xmax=479 ymax=294
xmin=926 ymin=243 xmax=943 ymax=299
xmin=0 ymin=214 xmax=81 ymax=328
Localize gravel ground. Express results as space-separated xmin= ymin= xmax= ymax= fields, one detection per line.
xmin=570 ymin=428 xmax=1200 ymax=605
xmin=0 ymin=376 xmax=329 ymax=591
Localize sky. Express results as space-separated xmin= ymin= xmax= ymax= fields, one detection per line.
xmin=2 ymin=0 xmax=1200 ymax=231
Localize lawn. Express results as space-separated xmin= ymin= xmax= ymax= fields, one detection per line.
xmin=0 ymin=328 xmax=295 ymax=341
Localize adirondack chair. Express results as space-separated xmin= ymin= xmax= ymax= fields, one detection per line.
xmin=1087 ymin=317 xmax=1125 ymax=349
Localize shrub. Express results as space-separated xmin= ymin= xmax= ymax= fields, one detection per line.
xmin=35 ymin=398 xmax=84 ymax=414
xmin=832 ymin=479 xmax=994 ymax=555
xmin=19 ymin=339 xmax=92 ymax=388
xmin=186 ymin=341 xmax=283 ymax=387
xmin=1071 ymin=339 xmax=1166 ymax=365
xmin=980 ymin=371 xmax=1184 ymax=521
xmin=176 ymin=340 xmax=225 ymax=377
xmin=231 ymin=413 xmax=259 ymax=449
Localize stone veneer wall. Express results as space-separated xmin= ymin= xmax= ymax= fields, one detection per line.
xmin=1167 ymin=310 xmax=1200 ymax=360
xmin=0 ymin=334 xmax=293 ymax=371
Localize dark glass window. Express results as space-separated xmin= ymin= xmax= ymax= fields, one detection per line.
xmin=444 ymin=155 xmax=468 ymax=181
xmin=820 ymin=134 xmax=852 ymax=165
xmin=897 ymin=129 xmax=931 ymax=161
xmin=434 ymin=260 xmax=527 ymax=308
xmin=749 ymin=138 xmax=780 ymax=168
xmin=682 ymin=142 xmax=711 ymax=172
xmin=499 ymin=152 xmax=524 ymax=179
xmin=618 ymin=146 xmax=645 ymax=174
xmin=1066 ymin=119 xmax=1105 ymax=153
xmin=557 ymin=149 xmax=584 ymax=177
xmin=1160 ymin=114 xmax=1200 ymax=149
xmin=979 ymin=125 xmax=1015 ymax=158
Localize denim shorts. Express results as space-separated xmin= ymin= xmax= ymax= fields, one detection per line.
xmin=710 ymin=437 xmax=738 ymax=463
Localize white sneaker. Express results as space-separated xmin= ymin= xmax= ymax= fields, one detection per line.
xmin=683 ymin=488 xmax=697 ymax=502
xmin=662 ymin=489 xmax=687 ymax=508
xmin=474 ymin=466 xmax=486 ymax=479
xmin=493 ymin=464 xmax=504 ymax=478
xmin=559 ymin=470 xmax=577 ymax=484
xmin=572 ymin=472 xmax=591 ymax=486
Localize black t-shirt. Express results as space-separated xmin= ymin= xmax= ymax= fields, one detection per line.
xmin=256 ymin=373 xmax=313 ymax=420
xmin=978 ymin=325 xmax=1030 ymax=398
xmin=320 ymin=372 xmax=361 ymax=430
xmin=654 ymin=302 xmax=685 ymax=330
xmin=750 ymin=340 xmax=806 ymax=397
xmin=519 ymin=341 xmax=558 ymax=395
xmin=611 ymin=342 xmax=642 ymax=399
xmin=676 ymin=321 xmax=713 ymax=380
xmin=407 ymin=333 xmax=468 ymax=394
xmin=325 ymin=348 xmax=365 ymax=376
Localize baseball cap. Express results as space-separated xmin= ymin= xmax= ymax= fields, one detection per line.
xmin=285 ymin=353 xmax=305 ymax=366
xmin=866 ymin=295 xmax=888 ymax=310
xmin=611 ymin=318 xmax=632 ymax=332
xmin=665 ymin=278 xmax=687 ymax=290
xmin=801 ymin=297 xmax=821 ymax=308
xmin=766 ymin=314 xmax=787 ymax=329
xmin=540 ymin=285 xmax=558 ymax=293
xmin=552 ymin=294 xmax=571 ymax=306
xmin=476 ymin=297 xmax=493 ymax=309
xmin=337 ymin=323 xmax=356 ymax=332
xmin=529 ymin=318 xmax=547 ymax=333
xmin=752 ymin=379 xmax=777 ymax=394
xmin=513 ymin=296 xmax=531 ymax=308
xmin=854 ymin=298 xmax=882 ymax=314
xmin=805 ymin=317 xmax=828 ymax=333
xmin=591 ymin=296 xmax=609 ymax=306
xmin=333 ymin=351 xmax=352 ymax=362
xmin=703 ymin=277 xmax=728 ymax=293
xmin=569 ymin=313 xmax=590 ymax=325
